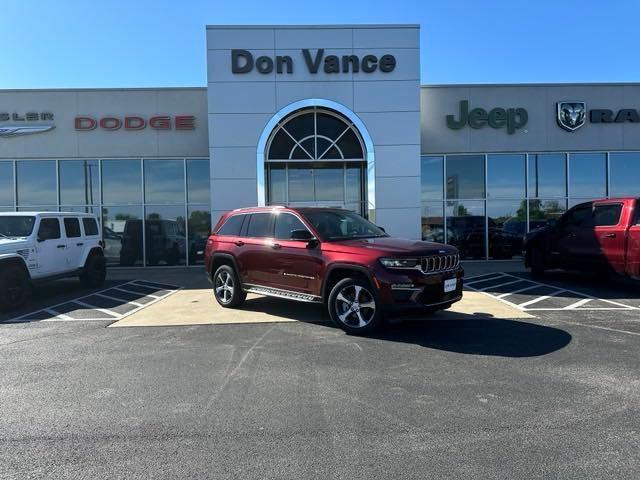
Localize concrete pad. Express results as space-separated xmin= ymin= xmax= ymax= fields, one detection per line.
xmin=109 ymin=288 xmax=531 ymax=328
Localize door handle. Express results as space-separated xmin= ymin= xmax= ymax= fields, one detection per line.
xmin=76 ymin=242 xmax=84 ymax=246
xmin=271 ymin=243 xmax=281 ymax=250
xmin=56 ymin=245 xmax=65 ymax=249
xmin=234 ymin=240 xmax=245 ymax=246
xmin=601 ymin=233 xmax=616 ymax=239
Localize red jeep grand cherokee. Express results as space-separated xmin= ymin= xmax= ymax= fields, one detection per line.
xmin=204 ymin=207 xmax=463 ymax=334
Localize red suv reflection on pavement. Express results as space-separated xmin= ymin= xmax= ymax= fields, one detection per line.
xmin=205 ymin=207 xmax=463 ymax=334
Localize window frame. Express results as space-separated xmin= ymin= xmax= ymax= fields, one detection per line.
xmin=63 ymin=217 xmax=82 ymax=238
xmin=244 ymin=213 xmax=274 ymax=239
xmin=274 ymin=212 xmax=311 ymax=240
xmin=592 ymin=202 xmax=623 ymax=227
xmin=37 ymin=217 xmax=61 ymax=241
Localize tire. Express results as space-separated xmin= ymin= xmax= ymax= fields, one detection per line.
xmin=212 ymin=265 xmax=246 ymax=308
xmin=80 ymin=253 xmax=107 ymax=289
xmin=530 ymin=247 xmax=546 ymax=278
xmin=328 ymin=277 xmax=383 ymax=334
xmin=0 ymin=265 xmax=31 ymax=312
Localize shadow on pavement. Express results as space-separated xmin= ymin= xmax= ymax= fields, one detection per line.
xmin=374 ymin=315 xmax=572 ymax=357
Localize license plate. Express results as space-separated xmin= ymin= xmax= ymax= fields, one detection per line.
xmin=444 ymin=278 xmax=457 ymax=293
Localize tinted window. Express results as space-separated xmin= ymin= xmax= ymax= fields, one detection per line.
xmin=218 ymin=215 xmax=245 ymax=236
xmin=101 ymin=159 xmax=142 ymax=204
xmin=16 ymin=160 xmax=57 ymax=206
xmin=38 ymin=218 xmax=61 ymax=240
xmin=487 ymin=154 xmax=525 ymax=198
xmin=446 ymin=155 xmax=485 ymax=199
xmin=528 ymin=154 xmax=566 ymax=198
xmin=593 ymin=204 xmax=622 ymax=227
xmin=0 ymin=216 xmax=35 ymax=237
xmin=421 ymin=156 xmax=443 ymax=201
xmin=82 ymin=217 xmax=99 ymax=236
xmin=569 ymin=153 xmax=606 ymax=198
xmin=187 ymin=159 xmax=210 ymax=204
xmin=59 ymin=160 xmax=100 ymax=205
xmin=144 ymin=159 xmax=185 ymax=204
xmin=274 ymin=213 xmax=308 ymax=239
xmin=567 ymin=205 xmax=593 ymax=228
xmin=0 ymin=162 xmax=14 ymax=206
xmin=245 ymin=213 xmax=272 ymax=238
xmin=64 ymin=218 xmax=81 ymax=238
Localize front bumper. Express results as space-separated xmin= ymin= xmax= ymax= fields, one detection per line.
xmin=374 ymin=266 xmax=464 ymax=313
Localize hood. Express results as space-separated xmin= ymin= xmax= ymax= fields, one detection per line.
xmin=0 ymin=237 xmax=31 ymax=253
xmin=328 ymin=236 xmax=458 ymax=256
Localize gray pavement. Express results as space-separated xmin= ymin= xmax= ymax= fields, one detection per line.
xmin=1 ymin=263 xmax=639 ymax=479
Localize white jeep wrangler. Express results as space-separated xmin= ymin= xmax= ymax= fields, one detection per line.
xmin=0 ymin=212 xmax=107 ymax=311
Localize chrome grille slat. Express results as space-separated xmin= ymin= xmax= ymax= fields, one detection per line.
xmin=419 ymin=253 xmax=459 ymax=274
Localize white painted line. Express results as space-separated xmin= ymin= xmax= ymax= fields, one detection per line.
xmin=464 ymin=273 xmax=508 ymax=282
xmin=465 ymin=273 xmax=509 ymax=285
xmin=518 ymin=289 xmax=567 ymax=308
xmin=527 ymin=307 xmax=634 ymax=311
xmin=113 ymin=286 xmax=160 ymax=299
xmin=497 ymin=284 xmax=539 ymax=298
xmin=44 ymin=308 xmax=74 ymax=321
xmin=95 ymin=292 xmax=144 ymax=308
xmin=563 ymin=298 xmax=592 ymax=310
xmin=478 ymin=279 xmax=524 ymax=292
xmin=554 ymin=319 xmax=640 ymax=337
xmin=73 ymin=300 xmax=119 ymax=318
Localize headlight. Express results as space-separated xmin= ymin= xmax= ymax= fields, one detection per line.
xmin=380 ymin=258 xmax=418 ymax=268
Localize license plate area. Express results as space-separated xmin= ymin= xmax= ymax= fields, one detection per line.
xmin=444 ymin=278 xmax=457 ymax=293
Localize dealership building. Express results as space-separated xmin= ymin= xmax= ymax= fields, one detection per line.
xmin=1 ymin=24 xmax=639 ymax=266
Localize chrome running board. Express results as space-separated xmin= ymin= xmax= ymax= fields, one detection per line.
xmin=243 ymin=284 xmax=322 ymax=303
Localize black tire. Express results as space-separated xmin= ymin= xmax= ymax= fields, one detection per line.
xmin=0 ymin=265 xmax=31 ymax=312
xmin=328 ymin=277 xmax=383 ymax=334
xmin=212 ymin=265 xmax=246 ymax=308
xmin=80 ymin=253 xmax=107 ymax=288
xmin=530 ymin=247 xmax=546 ymax=278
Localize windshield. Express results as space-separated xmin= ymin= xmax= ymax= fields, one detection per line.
xmin=301 ymin=210 xmax=387 ymax=241
xmin=0 ymin=216 xmax=36 ymax=238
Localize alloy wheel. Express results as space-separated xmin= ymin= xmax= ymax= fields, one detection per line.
xmin=334 ymin=284 xmax=376 ymax=328
xmin=215 ymin=271 xmax=234 ymax=303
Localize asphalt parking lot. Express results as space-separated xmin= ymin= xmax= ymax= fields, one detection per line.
xmin=1 ymin=262 xmax=639 ymax=479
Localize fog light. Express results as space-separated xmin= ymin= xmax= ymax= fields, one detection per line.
xmin=391 ymin=283 xmax=416 ymax=290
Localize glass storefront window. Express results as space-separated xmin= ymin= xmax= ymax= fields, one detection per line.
xmin=346 ymin=164 xmax=362 ymax=204
xmin=528 ymin=154 xmax=566 ymax=198
xmin=59 ymin=160 xmax=100 ymax=205
xmin=445 ymin=200 xmax=485 ymax=259
xmin=102 ymin=159 xmax=142 ymax=204
xmin=288 ymin=164 xmax=314 ymax=202
xmin=60 ymin=206 xmax=99 ymax=215
xmin=188 ymin=206 xmax=211 ymax=265
xmin=0 ymin=161 xmax=14 ymax=206
xmin=421 ymin=202 xmax=444 ymax=243
xmin=16 ymin=160 xmax=57 ymax=206
xmin=487 ymin=200 xmax=527 ymax=258
xmin=609 ymin=152 xmax=640 ymax=197
xmin=487 ymin=154 xmax=525 ymax=199
xmin=186 ymin=159 xmax=210 ymax=204
xmin=569 ymin=153 xmax=606 ymax=198
xmin=102 ymin=205 xmax=143 ymax=266
xmin=314 ymin=164 xmax=344 ymax=202
xmin=446 ymin=155 xmax=485 ymax=199
xmin=528 ymin=199 xmax=566 ymax=231
xmin=421 ymin=156 xmax=443 ymax=200
xmin=144 ymin=205 xmax=187 ymax=266
xmin=267 ymin=164 xmax=286 ymax=205
xmin=144 ymin=159 xmax=185 ymax=204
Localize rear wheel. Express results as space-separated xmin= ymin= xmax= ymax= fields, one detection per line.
xmin=328 ymin=278 xmax=382 ymax=334
xmin=213 ymin=265 xmax=246 ymax=308
xmin=530 ymin=247 xmax=546 ymax=278
xmin=0 ymin=265 xmax=31 ymax=311
xmin=80 ymin=253 xmax=107 ymax=288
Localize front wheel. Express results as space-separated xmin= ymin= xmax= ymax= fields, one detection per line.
xmin=0 ymin=266 xmax=31 ymax=311
xmin=328 ymin=278 xmax=382 ymax=334
xmin=213 ymin=265 xmax=246 ymax=308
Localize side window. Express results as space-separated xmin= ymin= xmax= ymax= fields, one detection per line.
xmin=38 ymin=218 xmax=61 ymax=241
xmin=64 ymin=218 xmax=81 ymax=238
xmin=567 ymin=205 xmax=593 ymax=228
xmin=245 ymin=213 xmax=272 ymax=238
xmin=217 ymin=214 xmax=245 ymax=236
xmin=593 ymin=204 xmax=622 ymax=227
xmin=82 ymin=218 xmax=99 ymax=236
xmin=274 ymin=213 xmax=308 ymax=240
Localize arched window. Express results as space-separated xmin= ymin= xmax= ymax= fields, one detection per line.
xmin=266 ymin=108 xmax=364 ymax=161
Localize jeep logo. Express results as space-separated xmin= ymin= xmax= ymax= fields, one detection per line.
xmin=446 ymin=100 xmax=528 ymax=134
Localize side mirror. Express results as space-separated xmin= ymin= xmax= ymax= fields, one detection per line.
xmin=37 ymin=234 xmax=45 ymax=243
xmin=290 ymin=229 xmax=315 ymax=241
xmin=378 ymin=226 xmax=386 ymax=233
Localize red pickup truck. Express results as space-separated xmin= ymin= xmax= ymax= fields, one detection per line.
xmin=524 ymin=197 xmax=640 ymax=279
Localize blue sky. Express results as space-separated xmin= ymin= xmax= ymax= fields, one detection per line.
xmin=1 ymin=0 xmax=638 ymax=88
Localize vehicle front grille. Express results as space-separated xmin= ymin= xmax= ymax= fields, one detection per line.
xmin=420 ymin=254 xmax=459 ymax=273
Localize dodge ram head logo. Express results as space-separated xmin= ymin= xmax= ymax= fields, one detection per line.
xmin=0 ymin=125 xmax=56 ymax=137
xmin=557 ymin=101 xmax=586 ymax=131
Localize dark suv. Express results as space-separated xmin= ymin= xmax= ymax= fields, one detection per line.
xmin=204 ymin=207 xmax=463 ymax=333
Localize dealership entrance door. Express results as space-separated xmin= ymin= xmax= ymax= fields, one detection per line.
xmin=264 ymin=107 xmax=367 ymax=215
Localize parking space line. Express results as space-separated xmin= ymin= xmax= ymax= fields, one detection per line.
xmin=563 ymin=298 xmax=592 ymax=310
xmin=518 ymin=289 xmax=567 ymax=308
xmin=465 ymin=273 xmax=509 ymax=285
xmin=497 ymin=284 xmax=539 ymax=298
xmin=95 ymin=292 xmax=144 ymax=308
xmin=478 ymin=279 xmax=524 ymax=291
xmin=3 ymin=280 xmax=181 ymax=324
